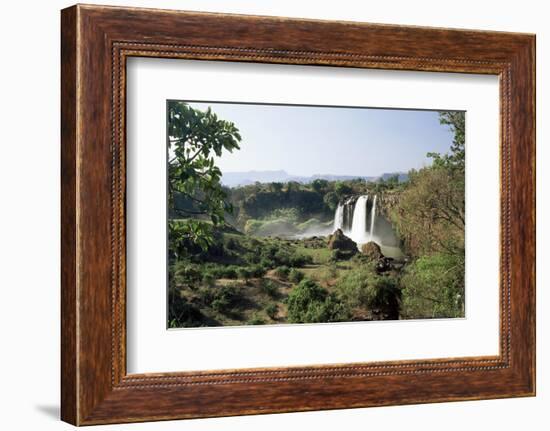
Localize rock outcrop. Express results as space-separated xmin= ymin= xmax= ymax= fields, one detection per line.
xmin=360 ymin=241 xmax=383 ymax=260
xmin=327 ymin=229 xmax=357 ymax=253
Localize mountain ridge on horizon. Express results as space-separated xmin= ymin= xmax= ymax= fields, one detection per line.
xmin=220 ymin=169 xmax=408 ymax=188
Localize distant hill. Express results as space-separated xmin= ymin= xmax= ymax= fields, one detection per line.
xmin=379 ymin=172 xmax=409 ymax=182
xmin=221 ymin=170 xmax=407 ymax=188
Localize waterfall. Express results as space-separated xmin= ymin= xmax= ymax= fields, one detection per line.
xmin=330 ymin=194 xmax=403 ymax=258
xmin=333 ymin=203 xmax=344 ymax=231
xmin=350 ymin=195 xmax=369 ymax=244
xmin=369 ymin=195 xmax=377 ymax=240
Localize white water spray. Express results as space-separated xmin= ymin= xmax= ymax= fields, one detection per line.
xmin=369 ymin=195 xmax=377 ymax=241
xmin=350 ymin=195 xmax=369 ymax=244
xmin=333 ymin=203 xmax=344 ymax=231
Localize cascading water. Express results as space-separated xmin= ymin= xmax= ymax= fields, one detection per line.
xmin=332 ymin=194 xmax=403 ymax=258
xmin=333 ymin=203 xmax=344 ymax=231
xmin=369 ymin=195 xmax=377 ymax=241
xmin=350 ymin=195 xmax=370 ymax=244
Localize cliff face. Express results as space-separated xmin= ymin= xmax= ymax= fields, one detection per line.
xmin=374 ymin=191 xmax=401 ymax=219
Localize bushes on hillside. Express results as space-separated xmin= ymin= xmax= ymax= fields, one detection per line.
xmin=274 ymin=265 xmax=290 ymax=279
xmin=265 ymin=303 xmax=278 ymax=320
xmin=260 ymin=279 xmax=280 ymax=298
xmin=210 ymin=286 xmax=241 ymax=314
xmin=288 ymin=268 xmax=304 ymax=283
xmin=168 ymin=292 xmax=204 ymax=328
xmin=335 ymin=267 xmax=401 ymax=320
xmin=286 ymin=279 xmax=347 ymax=323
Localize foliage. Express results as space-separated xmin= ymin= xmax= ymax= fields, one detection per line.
xmin=392 ymin=166 xmax=464 ymax=256
xmin=167 ymin=107 xmax=466 ymax=328
xmin=168 ymin=101 xmax=241 ymax=249
xmin=260 ymin=279 xmax=280 ymax=298
xmin=288 ymin=268 xmax=305 ymax=283
xmin=210 ymin=285 xmax=241 ymax=314
xmin=391 ymin=111 xmax=465 ymax=257
xmin=171 ymin=261 xmax=202 ymax=288
xmin=400 ymin=252 xmax=465 ymax=319
xmin=286 ymin=279 xmax=347 ymax=323
xmin=265 ymin=303 xmax=278 ymax=320
xmin=247 ymin=314 xmax=266 ymax=325
xmin=168 ymin=292 xmax=204 ymax=328
xmin=431 ymin=111 xmax=465 ymax=171
xmin=274 ymin=265 xmax=290 ymax=279
xmin=323 ymin=191 xmax=340 ymax=211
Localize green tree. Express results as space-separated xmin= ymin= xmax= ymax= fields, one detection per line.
xmin=323 ymin=191 xmax=340 ymax=211
xmin=388 ymin=110 xmax=466 ymax=319
xmin=392 ymin=111 xmax=465 ymax=256
xmin=167 ymin=101 xmax=241 ymax=250
xmin=392 ymin=166 xmax=464 ymax=256
xmin=334 ymin=181 xmax=353 ymax=198
xmin=335 ymin=267 xmax=401 ymax=319
xmin=433 ymin=111 xmax=465 ymax=170
xmin=310 ymin=178 xmax=329 ymax=193
xmin=269 ymin=182 xmax=284 ymax=193
xmin=400 ymin=253 xmax=465 ymax=319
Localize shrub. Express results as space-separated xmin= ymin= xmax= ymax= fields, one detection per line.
xmin=221 ymin=266 xmax=238 ymax=279
xmin=286 ymin=279 xmax=347 ymax=323
xmin=335 ymin=267 xmax=401 ymax=320
xmin=225 ymin=237 xmax=238 ymax=250
xmin=244 ymin=252 xmax=261 ymax=264
xmin=288 ymin=268 xmax=304 ymax=283
xmin=289 ymin=253 xmax=312 ymax=267
xmin=274 ymin=265 xmax=290 ymax=279
xmin=236 ymin=267 xmax=250 ymax=280
xmin=171 ymin=261 xmax=202 ymax=288
xmin=400 ymin=253 xmax=464 ymax=319
xmin=210 ymin=285 xmax=241 ymax=314
xmin=197 ymin=287 xmax=215 ymax=305
xmin=248 ymin=264 xmax=267 ymax=278
xmin=201 ymin=271 xmax=216 ymax=286
xmin=260 ymin=279 xmax=279 ymax=298
xmin=260 ymin=257 xmax=275 ymax=269
xmin=168 ymin=291 xmax=204 ymax=328
xmin=247 ymin=314 xmax=265 ymax=325
xmin=265 ymin=303 xmax=278 ymax=320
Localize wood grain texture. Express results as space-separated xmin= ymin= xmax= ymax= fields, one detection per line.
xmin=60 ymin=4 xmax=536 ymax=425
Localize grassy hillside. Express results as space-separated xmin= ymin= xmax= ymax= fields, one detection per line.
xmin=168 ymin=229 xmax=403 ymax=327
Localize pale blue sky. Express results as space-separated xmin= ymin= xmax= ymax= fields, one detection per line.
xmin=185 ymin=101 xmax=459 ymax=177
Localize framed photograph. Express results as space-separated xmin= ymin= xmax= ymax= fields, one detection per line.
xmin=61 ymin=4 xmax=535 ymax=425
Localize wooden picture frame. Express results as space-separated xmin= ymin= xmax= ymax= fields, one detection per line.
xmin=61 ymin=4 xmax=535 ymax=425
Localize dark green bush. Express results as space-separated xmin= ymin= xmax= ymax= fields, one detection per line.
xmin=400 ymin=253 xmax=463 ymax=319
xmin=201 ymin=271 xmax=216 ymax=286
xmin=288 ymin=268 xmax=304 ymax=283
xmin=335 ymin=267 xmax=401 ymax=320
xmin=274 ymin=265 xmax=290 ymax=279
xmin=210 ymin=285 xmax=240 ymax=314
xmin=260 ymin=279 xmax=279 ymax=298
xmin=221 ymin=266 xmax=238 ymax=279
xmin=248 ymin=264 xmax=267 ymax=278
xmin=265 ymin=303 xmax=278 ymax=320
xmin=225 ymin=237 xmax=238 ymax=250
xmin=236 ymin=267 xmax=250 ymax=280
xmin=171 ymin=262 xmax=202 ymax=288
xmin=286 ymin=279 xmax=347 ymax=323
xmin=247 ymin=314 xmax=265 ymax=325
xmin=168 ymin=291 xmax=204 ymax=328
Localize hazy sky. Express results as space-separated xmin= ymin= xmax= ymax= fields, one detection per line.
xmin=184 ymin=101 xmax=458 ymax=177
